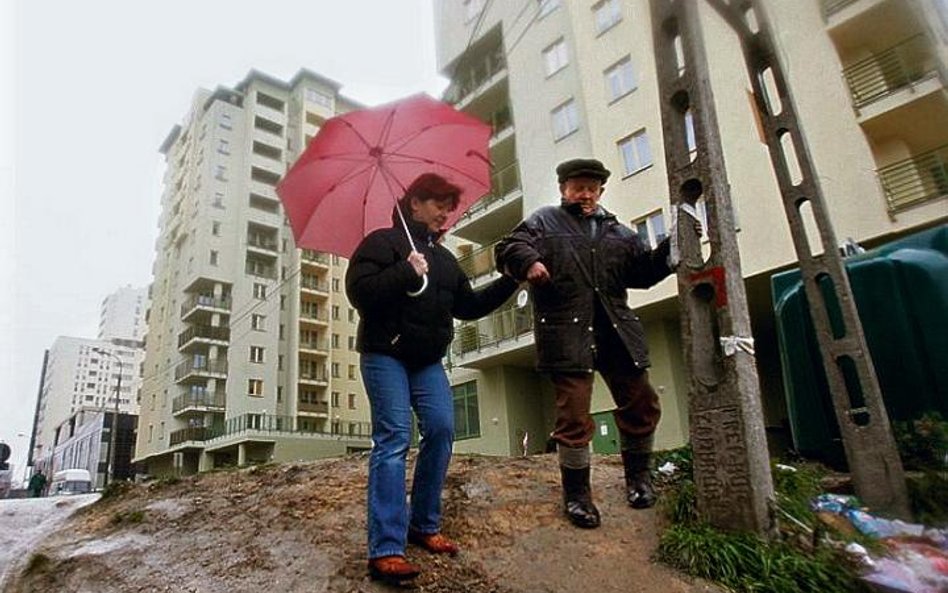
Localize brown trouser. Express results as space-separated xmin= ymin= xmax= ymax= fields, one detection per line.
xmin=550 ymin=338 xmax=661 ymax=449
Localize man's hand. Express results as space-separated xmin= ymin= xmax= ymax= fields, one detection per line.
xmin=407 ymin=251 xmax=428 ymax=277
xmin=526 ymin=261 xmax=551 ymax=285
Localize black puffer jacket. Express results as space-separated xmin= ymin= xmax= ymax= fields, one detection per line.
xmin=495 ymin=202 xmax=672 ymax=373
xmin=347 ymin=216 xmax=519 ymax=369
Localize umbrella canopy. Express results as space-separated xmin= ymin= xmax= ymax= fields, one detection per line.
xmin=277 ymin=93 xmax=493 ymax=258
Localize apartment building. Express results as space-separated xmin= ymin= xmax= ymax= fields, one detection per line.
xmin=98 ymin=285 xmax=149 ymax=342
xmin=31 ymin=336 xmax=144 ymax=476
xmin=135 ymin=69 xmax=373 ymax=476
xmin=433 ymin=0 xmax=947 ymax=456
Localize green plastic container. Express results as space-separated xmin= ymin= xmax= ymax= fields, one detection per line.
xmin=772 ymin=224 xmax=948 ymax=466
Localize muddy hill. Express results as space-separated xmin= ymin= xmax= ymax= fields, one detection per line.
xmin=4 ymin=454 xmax=723 ymax=593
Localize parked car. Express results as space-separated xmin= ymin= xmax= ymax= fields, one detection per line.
xmin=49 ymin=469 xmax=92 ymax=495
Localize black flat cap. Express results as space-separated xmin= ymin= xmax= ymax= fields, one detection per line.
xmin=556 ymin=158 xmax=611 ymax=184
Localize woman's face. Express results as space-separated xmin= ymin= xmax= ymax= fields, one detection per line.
xmin=410 ymin=197 xmax=455 ymax=233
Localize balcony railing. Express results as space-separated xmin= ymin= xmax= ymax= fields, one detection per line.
xmin=457 ymin=241 xmax=500 ymax=279
xmin=299 ymin=367 xmax=330 ymax=382
xmin=172 ymin=391 xmax=226 ymax=413
xmin=822 ymin=0 xmax=861 ymax=19
xmin=300 ymin=276 xmax=329 ymax=292
xmin=301 ymin=250 xmax=330 ymax=265
xmin=452 ymin=303 xmax=534 ymax=356
xmin=299 ymin=339 xmax=330 ymax=352
xmin=461 ymin=163 xmax=521 ymax=220
xmin=169 ymin=426 xmax=212 ymax=446
xmin=178 ymin=325 xmax=230 ymax=349
xmin=247 ymin=235 xmax=279 ymax=252
xmin=444 ymin=47 xmax=506 ymax=105
xmin=843 ymin=35 xmax=937 ymax=109
xmin=207 ymin=413 xmax=371 ymax=439
xmin=489 ymin=106 xmax=513 ymax=138
xmin=300 ymin=306 xmax=329 ymax=322
xmin=174 ymin=358 xmax=228 ymax=381
xmin=877 ymin=144 xmax=948 ymax=213
xmin=180 ymin=294 xmax=231 ymax=318
xmin=298 ymin=401 xmax=329 ymax=415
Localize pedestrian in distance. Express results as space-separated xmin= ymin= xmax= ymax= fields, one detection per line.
xmin=346 ymin=173 xmax=519 ymax=583
xmin=28 ymin=470 xmax=47 ymax=498
xmin=496 ymin=158 xmax=699 ymax=528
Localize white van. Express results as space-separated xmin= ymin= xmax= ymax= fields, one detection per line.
xmin=50 ymin=469 xmax=93 ymax=495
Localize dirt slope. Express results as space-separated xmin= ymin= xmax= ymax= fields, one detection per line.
xmin=4 ymin=453 xmax=722 ymax=593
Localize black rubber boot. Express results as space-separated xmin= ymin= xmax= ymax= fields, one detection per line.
xmin=621 ymin=449 xmax=657 ymax=509
xmin=559 ymin=466 xmax=601 ymax=529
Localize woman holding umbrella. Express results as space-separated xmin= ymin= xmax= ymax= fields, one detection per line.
xmin=346 ymin=172 xmax=518 ymax=584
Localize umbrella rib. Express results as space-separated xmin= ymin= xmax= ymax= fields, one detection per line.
xmin=383 ymin=151 xmax=493 ymax=189
xmin=386 ymin=121 xmax=486 ymax=155
xmin=338 ymin=119 xmax=375 ymax=151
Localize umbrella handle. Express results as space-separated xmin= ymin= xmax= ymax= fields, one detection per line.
xmin=407 ymin=273 xmax=428 ymax=297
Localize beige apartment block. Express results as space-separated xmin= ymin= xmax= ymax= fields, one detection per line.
xmin=134 ymin=70 xmax=373 ymax=477
xmin=434 ymin=0 xmax=947 ymax=456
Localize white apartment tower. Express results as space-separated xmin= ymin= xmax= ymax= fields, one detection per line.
xmin=136 ymin=69 xmax=373 ymax=476
xmin=32 ymin=336 xmax=144 ymax=474
xmin=98 ymin=285 xmax=149 ymax=342
xmin=433 ymin=0 xmax=947 ymax=455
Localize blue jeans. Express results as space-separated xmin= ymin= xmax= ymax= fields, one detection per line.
xmin=361 ymin=353 xmax=454 ymax=559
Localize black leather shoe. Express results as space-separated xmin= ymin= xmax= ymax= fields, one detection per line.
xmin=626 ymin=473 xmax=657 ymax=509
xmin=566 ymin=499 xmax=602 ymax=528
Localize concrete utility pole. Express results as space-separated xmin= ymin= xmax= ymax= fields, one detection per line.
xmin=93 ymin=347 xmax=123 ymax=488
xmin=650 ymin=0 xmax=910 ymax=526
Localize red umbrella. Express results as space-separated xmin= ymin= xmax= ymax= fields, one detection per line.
xmin=277 ymin=93 xmax=492 ymax=259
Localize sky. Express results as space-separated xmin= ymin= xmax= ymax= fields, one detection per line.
xmin=0 ymin=0 xmax=448 ymax=481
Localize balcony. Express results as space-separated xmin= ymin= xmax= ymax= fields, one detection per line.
xmin=172 ymin=391 xmax=227 ymax=415
xmin=177 ymin=325 xmax=230 ymax=351
xmin=843 ymin=35 xmax=939 ymax=112
xmin=298 ymin=401 xmax=330 ymax=417
xmin=445 ymin=46 xmax=507 ymax=109
xmin=299 ymin=339 xmax=330 ymax=355
xmin=174 ymin=358 xmax=228 ymax=383
xmin=206 ymin=413 xmax=371 ymax=440
xmin=456 ymin=240 xmax=500 ymax=281
xmin=451 ymin=303 xmax=535 ymax=368
xmin=299 ymin=367 xmax=330 ymax=385
xmin=169 ymin=426 xmax=213 ymax=447
xmin=453 ymin=162 xmax=523 ymax=243
xmin=489 ymin=106 xmax=514 ymax=146
xmin=877 ymin=145 xmax=948 ymax=213
xmin=180 ymin=294 xmax=231 ymax=322
xmin=300 ymin=275 xmax=329 ymax=295
xmin=301 ymin=249 xmax=331 ymax=268
xmin=247 ymin=235 xmax=279 ymax=256
xmin=299 ymin=305 xmax=329 ymax=325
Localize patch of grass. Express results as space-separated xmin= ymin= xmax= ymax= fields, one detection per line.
xmin=99 ymin=480 xmax=133 ymax=501
xmin=907 ymin=470 xmax=948 ymax=527
xmin=110 ymin=509 xmax=145 ymax=526
xmin=23 ymin=553 xmax=52 ymax=576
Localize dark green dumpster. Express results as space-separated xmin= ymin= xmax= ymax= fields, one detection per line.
xmin=772 ymin=224 xmax=948 ymax=467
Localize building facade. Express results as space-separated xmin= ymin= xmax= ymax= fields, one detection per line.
xmin=433 ymin=0 xmax=947 ymax=455
xmin=135 ymin=69 xmax=373 ymax=477
xmin=98 ymin=285 xmax=149 ymax=342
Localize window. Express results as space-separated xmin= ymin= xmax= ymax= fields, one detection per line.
xmin=331 ymin=391 xmax=340 ymax=408
xmin=331 ymin=334 xmax=340 ymax=349
xmin=593 ymin=0 xmax=622 ymax=34
xmin=251 ymin=314 xmax=266 ymax=330
xmin=212 ymin=221 xmax=221 ymax=236
xmin=209 ymin=250 xmax=219 ymax=266
xmin=332 ymin=278 xmax=340 ymax=293
xmin=217 ymin=139 xmax=230 ymax=155
xmin=453 ymin=381 xmax=480 ymax=440
xmin=304 ymin=87 xmax=334 ymax=109
xmin=605 ymin=57 xmax=637 ymax=101
xmin=213 ymin=192 xmax=225 ymax=208
xmin=278 ymin=355 xmax=284 ymax=370
xmin=538 ymin=0 xmax=560 ymax=18
xmin=256 ymin=91 xmax=285 ymax=113
xmin=214 ymin=164 xmax=228 ymax=181
xmin=348 ymin=308 xmax=356 ymax=323
xmin=618 ymin=130 xmax=653 ymax=175
xmin=253 ymin=283 xmax=266 ymax=299
xmin=348 ymin=393 xmax=356 ymax=410
xmin=632 ymin=210 xmax=668 ymax=248
xmin=332 ymin=305 xmax=340 ymax=320
xmin=551 ymin=99 xmax=579 ymax=141
xmin=542 ymin=38 xmax=568 ymax=77
xmin=332 ymin=255 xmax=341 ymax=265
xmin=331 ymin=363 xmax=340 ymax=378
xmin=348 ymin=364 xmax=357 ymax=380
xmin=464 ymin=0 xmax=486 ymax=23
xmin=250 ymin=346 xmax=264 ymax=363
xmin=248 ymin=379 xmax=264 ymax=397
xmin=219 ymin=112 xmax=233 ymax=130
xmin=348 ymin=336 xmax=355 ymax=351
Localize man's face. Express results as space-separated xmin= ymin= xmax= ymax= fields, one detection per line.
xmin=410 ymin=196 xmax=455 ymax=232
xmin=561 ymin=177 xmax=604 ymax=216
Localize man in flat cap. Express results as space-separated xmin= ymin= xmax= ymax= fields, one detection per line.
xmin=496 ymin=158 xmax=676 ymax=528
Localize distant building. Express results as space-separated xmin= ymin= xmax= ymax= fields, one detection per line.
xmin=135 ymin=69 xmax=373 ymax=477
xmin=98 ymin=285 xmax=149 ymax=342
xmin=46 ymin=409 xmax=138 ymax=489
xmin=433 ymin=0 xmax=947 ymax=455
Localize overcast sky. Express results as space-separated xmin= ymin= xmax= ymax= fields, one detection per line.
xmin=0 ymin=0 xmax=447 ymax=479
